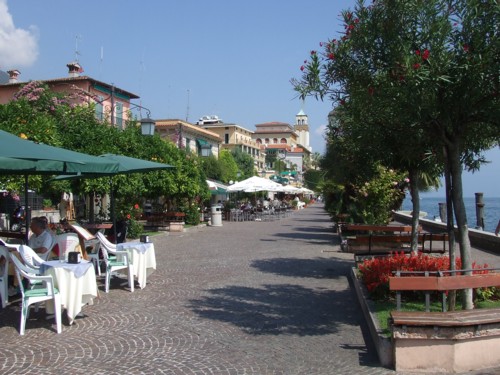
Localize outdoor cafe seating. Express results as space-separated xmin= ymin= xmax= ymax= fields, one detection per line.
xmin=96 ymin=232 xmax=134 ymax=293
xmin=7 ymin=248 xmax=62 ymax=335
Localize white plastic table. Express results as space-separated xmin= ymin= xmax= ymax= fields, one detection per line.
xmin=117 ymin=242 xmax=156 ymax=289
xmin=41 ymin=260 xmax=98 ymax=324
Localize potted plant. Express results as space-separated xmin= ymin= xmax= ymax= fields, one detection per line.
xmin=42 ymin=198 xmax=53 ymax=210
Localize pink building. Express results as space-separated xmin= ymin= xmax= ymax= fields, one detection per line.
xmin=0 ymin=62 xmax=139 ymax=129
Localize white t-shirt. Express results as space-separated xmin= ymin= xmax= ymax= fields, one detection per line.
xmin=28 ymin=230 xmax=54 ymax=254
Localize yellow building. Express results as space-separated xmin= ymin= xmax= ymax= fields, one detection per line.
xmin=200 ymin=122 xmax=265 ymax=171
xmin=155 ymin=119 xmax=221 ymax=158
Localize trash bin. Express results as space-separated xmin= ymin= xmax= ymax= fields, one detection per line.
xmin=211 ymin=205 xmax=222 ymax=227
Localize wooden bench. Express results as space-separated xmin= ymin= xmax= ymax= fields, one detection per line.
xmin=146 ymin=212 xmax=186 ymax=231
xmin=343 ymin=224 xmax=415 ymax=234
xmin=390 ymin=271 xmax=500 ymax=311
xmin=147 ymin=212 xmax=185 ymax=224
xmin=349 ymin=233 xmax=448 ymax=260
xmin=388 ymin=272 xmax=500 ymax=372
xmin=391 ymin=308 xmax=500 ymax=327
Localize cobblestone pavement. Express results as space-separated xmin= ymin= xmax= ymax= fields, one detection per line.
xmin=1 ymin=204 xmax=498 ymax=375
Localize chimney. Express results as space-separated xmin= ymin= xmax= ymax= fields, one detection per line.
xmin=67 ymin=61 xmax=83 ymax=77
xmin=7 ymin=69 xmax=20 ymax=83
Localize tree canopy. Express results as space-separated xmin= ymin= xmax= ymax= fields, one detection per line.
xmin=293 ymin=0 xmax=500 ymax=308
xmin=0 ymin=81 xmax=210 ymax=224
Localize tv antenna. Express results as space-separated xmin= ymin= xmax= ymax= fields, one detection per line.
xmin=185 ymin=89 xmax=190 ymax=122
xmin=74 ymin=34 xmax=82 ymax=61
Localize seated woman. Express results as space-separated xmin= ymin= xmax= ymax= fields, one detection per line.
xmin=28 ymin=216 xmax=56 ymax=258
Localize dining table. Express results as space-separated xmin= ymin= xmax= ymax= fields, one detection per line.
xmin=40 ymin=259 xmax=98 ymax=325
xmin=116 ymin=241 xmax=156 ymax=289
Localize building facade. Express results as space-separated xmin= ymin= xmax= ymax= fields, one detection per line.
xmin=0 ymin=62 xmax=139 ymax=129
xmin=155 ymin=119 xmax=221 ymax=158
xmin=200 ymin=122 xmax=265 ymax=171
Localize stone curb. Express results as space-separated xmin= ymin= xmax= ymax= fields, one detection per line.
xmin=350 ymin=267 xmax=394 ymax=368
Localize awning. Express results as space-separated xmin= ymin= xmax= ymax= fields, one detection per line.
xmin=210 ymin=187 xmax=227 ymax=195
xmin=207 ymin=179 xmax=228 ymax=194
xmin=196 ymin=138 xmax=210 ymax=148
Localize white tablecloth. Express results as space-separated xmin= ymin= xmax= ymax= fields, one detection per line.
xmin=41 ymin=260 xmax=98 ymax=324
xmin=117 ymin=242 xmax=156 ymax=289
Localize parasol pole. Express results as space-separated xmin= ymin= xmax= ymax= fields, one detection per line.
xmin=110 ymin=177 xmax=117 ymax=244
xmin=24 ymin=175 xmax=30 ymax=243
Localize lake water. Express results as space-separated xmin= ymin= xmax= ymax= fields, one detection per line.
xmin=401 ymin=196 xmax=500 ymax=233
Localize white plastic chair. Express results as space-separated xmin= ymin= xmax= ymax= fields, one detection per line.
xmin=9 ymin=252 xmax=62 ymax=335
xmin=54 ymin=233 xmax=80 ymax=261
xmin=18 ymin=244 xmax=45 ymax=270
xmin=0 ymin=246 xmax=10 ymax=308
xmin=96 ymin=231 xmax=117 ymax=251
xmin=96 ymin=232 xmax=134 ymax=293
xmin=86 ymin=239 xmax=102 ymax=276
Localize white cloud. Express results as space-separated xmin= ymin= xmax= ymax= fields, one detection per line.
xmin=0 ymin=0 xmax=38 ymax=68
xmin=315 ymin=124 xmax=327 ymax=136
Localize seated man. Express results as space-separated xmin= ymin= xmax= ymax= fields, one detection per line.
xmin=28 ymin=216 xmax=55 ymax=257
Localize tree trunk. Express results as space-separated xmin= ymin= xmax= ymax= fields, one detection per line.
xmin=443 ymin=145 xmax=457 ymax=311
xmin=408 ymin=169 xmax=420 ymax=254
xmin=448 ymin=143 xmax=473 ymax=310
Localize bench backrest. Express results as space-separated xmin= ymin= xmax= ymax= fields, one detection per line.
xmin=390 ymin=273 xmax=500 ymax=292
xmin=389 ymin=272 xmax=500 ymax=311
xmin=344 ymin=224 xmax=416 ymax=233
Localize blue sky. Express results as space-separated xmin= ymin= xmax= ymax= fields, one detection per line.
xmin=1 ymin=0 xmax=498 ymax=198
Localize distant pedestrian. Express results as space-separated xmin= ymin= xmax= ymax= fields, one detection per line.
xmin=143 ymin=200 xmax=152 ymax=217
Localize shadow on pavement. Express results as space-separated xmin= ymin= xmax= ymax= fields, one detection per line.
xmin=270 ymin=231 xmax=335 ymax=245
xmin=188 ymin=283 xmax=360 ymax=336
xmin=250 ymin=257 xmax=351 ymax=279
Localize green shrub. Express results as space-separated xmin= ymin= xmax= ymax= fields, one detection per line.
xmin=127 ymin=219 xmax=143 ymax=239
xmin=184 ymin=205 xmax=200 ymax=226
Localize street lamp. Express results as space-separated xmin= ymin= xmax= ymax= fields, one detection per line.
xmin=130 ymin=103 xmax=156 ymax=136
xmin=140 ymin=116 xmax=155 ymax=136
xmin=277 ymin=149 xmax=287 ymax=184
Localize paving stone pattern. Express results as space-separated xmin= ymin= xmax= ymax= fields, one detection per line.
xmin=1 ymin=204 xmax=497 ymax=375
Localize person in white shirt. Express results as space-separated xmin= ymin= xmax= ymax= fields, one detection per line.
xmin=28 ymin=217 xmax=55 ymax=256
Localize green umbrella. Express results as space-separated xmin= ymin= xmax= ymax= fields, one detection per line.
xmin=53 ymin=153 xmax=174 ymax=242
xmin=0 ymin=130 xmax=119 ymax=175
xmin=0 ymin=129 xmax=121 ymax=239
xmin=0 ymin=157 xmax=38 ymax=172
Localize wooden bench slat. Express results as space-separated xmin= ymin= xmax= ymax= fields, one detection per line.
xmin=347 ymin=232 xmax=448 ymax=254
xmin=389 ymin=274 xmax=500 ymax=291
xmin=392 ymin=309 xmax=500 ymax=326
xmin=344 ymin=224 xmax=414 ymax=232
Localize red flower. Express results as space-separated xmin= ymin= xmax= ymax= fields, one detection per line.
xmin=415 ymin=49 xmax=421 ymax=56
xmin=413 ymin=63 xmax=421 ymax=69
xmin=126 ymin=214 xmax=131 ymax=219
xmin=300 ymin=65 xmax=305 ymax=71
xmin=340 ymin=99 xmax=346 ymax=105
xmin=422 ymin=49 xmax=430 ymax=60
xmin=310 ymin=50 xmax=316 ymax=55
xmin=354 ymin=18 xmax=359 ymax=23
xmin=134 ymin=204 xmax=139 ymax=209
xmin=346 ymin=12 xmax=352 ymax=20
xmin=328 ymin=53 xmax=335 ymax=60
xmin=463 ymin=44 xmax=469 ymax=52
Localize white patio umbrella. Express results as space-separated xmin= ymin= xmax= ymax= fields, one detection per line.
xmin=299 ymin=187 xmax=315 ymax=194
xmin=227 ymin=176 xmax=283 ymax=193
xmin=280 ymin=185 xmax=301 ymax=194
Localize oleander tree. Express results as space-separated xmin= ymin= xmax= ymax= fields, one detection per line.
xmin=293 ymin=0 xmax=500 ymax=309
